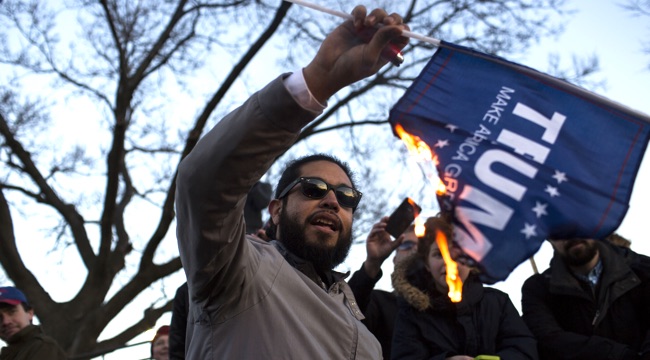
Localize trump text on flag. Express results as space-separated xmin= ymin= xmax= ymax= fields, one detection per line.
xmin=390 ymin=41 xmax=650 ymax=283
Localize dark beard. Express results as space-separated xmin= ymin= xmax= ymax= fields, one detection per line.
xmin=562 ymin=239 xmax=599 ymax=266
xmin=278 ymin=207 xmax=353 ymax=272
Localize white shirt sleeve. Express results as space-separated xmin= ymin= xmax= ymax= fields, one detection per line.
xmin=283 ymin=69 xmax=327 ymax=114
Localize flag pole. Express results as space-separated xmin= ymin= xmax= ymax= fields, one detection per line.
xmin=529 ymin=257 xmax=539 ymax=274
xmin=284 ymin=0 xmax=441 ymax=46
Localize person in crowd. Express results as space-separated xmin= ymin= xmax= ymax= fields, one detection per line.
xmin=175 ymin=5 xmax=409 ymax=358
xmin=391 ymin=216 xmax=538 ymax=360
xmin=606 ymin=232 xmax=632 ymax=249
xmin=151 ymin=325 xmax=169 ymax=360
xmin=521 ymin=236 xmax=650 ymax=359
xmin=244 ymin=181 xmax=273 ymax=234
xmin=393 ymin=227 xmax=419 ymax=265
xmin=0 ymin=286 xmax=67 ymax=359
xmin=348 ymin=219 xmax=418 ymax=360
xmin=169 ymin=283 xmax=188 ymax=360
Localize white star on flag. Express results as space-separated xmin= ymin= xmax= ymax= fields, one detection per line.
xmin=552 ymin=170 xmax=568 ymax=184
xmin=435 ymin=139 xmax=449 ymax=148
xmin=521 ymin=223 xmax=537 ymax=239
xmin=545 ymin=185 xmax=560 ymax=197
xmin=532 ymin=202 xmax=548 ymax=218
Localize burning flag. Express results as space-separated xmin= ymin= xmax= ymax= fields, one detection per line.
xmin=398 ymin=126 xmax=464 ymax=302
xmin=389 ymin=41 xmax=650 ymax=283
xmin=394 ymin=124 xmax=448 ymax=196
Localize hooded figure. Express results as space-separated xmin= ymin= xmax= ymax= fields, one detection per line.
xmin=390 ymin=216 xmax=538 ymax=360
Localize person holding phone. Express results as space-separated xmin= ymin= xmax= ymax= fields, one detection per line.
xmin=390 ymin=215 xmax=538 ymax=360
xmin=348 ymin=212 xmax=420 ymax=360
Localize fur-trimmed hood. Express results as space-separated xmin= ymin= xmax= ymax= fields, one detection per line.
xmin=391 ymin=253 xmax=483 ymax=312
xmin=391 ymin=253 xmax=431 ymax=311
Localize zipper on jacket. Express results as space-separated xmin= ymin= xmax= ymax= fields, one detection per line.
xmin=591 ymin=310 xmax=600 ymax=325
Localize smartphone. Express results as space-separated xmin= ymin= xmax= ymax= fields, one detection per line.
xmin=385 ymin=197 xmax=422 ymax=238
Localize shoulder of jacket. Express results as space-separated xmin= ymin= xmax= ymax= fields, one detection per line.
xmin=481 ymin=287 xmax=515 ymax=307
xmin=523 ymin=271 xmax=551 ymax=285
xmin=482 ymin=286 xmax=508 ymax=296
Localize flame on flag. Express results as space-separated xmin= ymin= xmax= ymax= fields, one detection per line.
xmin=435 ymin=229 xmax=463 ymax=302
xmin=395 ymin=123 xmax=463 ymax=302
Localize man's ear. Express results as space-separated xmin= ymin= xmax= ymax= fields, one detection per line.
xmin=269 ymin=199 xmax=282 ymax=226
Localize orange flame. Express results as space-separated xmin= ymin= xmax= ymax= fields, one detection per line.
xmin=395 ymin=122 xmax=462 ymax=303
xmin=395 ymin=124 xmax=446 ymax=195
xmin=435 ymin=177 xmax=447 ymax=196
xmin=436 ymin=229 xmax=463 ymax=302
xmin=414 ymin=216 xmax=426 ymax=238
xmin=394 ymin=124 xmax=435 ymax=163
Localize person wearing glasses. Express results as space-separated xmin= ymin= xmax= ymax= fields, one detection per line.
xmin=175 ymin=5 xmax=409 ymax=359
xmin=348 ymin=221 xmax=419 ymax=360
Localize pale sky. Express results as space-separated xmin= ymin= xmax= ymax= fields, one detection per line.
xmin=2 ymin=1 xmax=648 ymax=359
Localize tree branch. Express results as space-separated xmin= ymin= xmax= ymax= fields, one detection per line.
xmin=99 ymin=0 xmax=129 ymax=81
xmin=70 ymin=300 xmax=173 ymax=360
xmin=0 ymin=188 xmax=55 ymax=314
xmin=130 ymin=0 xmax=190 ymax=86
xmin=179 ymin=0 xmax=293 ymax=161
xmin=0 ymin=112 xmax=96 ymax=268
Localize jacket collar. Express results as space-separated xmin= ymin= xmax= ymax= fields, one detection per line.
xmin=6 ymin=324 xmax=40 ymax=345
xmin=271 ymin=240 xmax=348 ymax=290
xmin=548 ymin=241 xmax=639 ymax=298
xmin=392 ymin=253 xmax=483 ymax=311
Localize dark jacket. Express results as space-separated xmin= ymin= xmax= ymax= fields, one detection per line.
xmin=521 ymin=241 xmax=650 ymax=360
xmin=244 ymin=181 xmax=272 ymax=234
xmin=349 ymin=265 xmax=399 ymax=360
xmin=391 ymin=256 xmax=537 ymax=360
xmin=169 ymin=282 xmax=188 ymax=360
xmin=0 ymin=325 xmax=67 ymax=360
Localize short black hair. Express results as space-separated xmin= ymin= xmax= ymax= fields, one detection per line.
xmin=274 ymin=153 xmax=358 ymax=199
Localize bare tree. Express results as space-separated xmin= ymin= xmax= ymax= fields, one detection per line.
xmin=545 ymin=52 xmax=605 ymax=89
xmin=0 ymin=0 xmax=574 ymax=357
xmin=622 ymin=0 xmax=650 ymax=68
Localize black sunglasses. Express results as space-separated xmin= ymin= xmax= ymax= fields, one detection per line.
xmin=277 ymin=177 xmax=362 ymax=209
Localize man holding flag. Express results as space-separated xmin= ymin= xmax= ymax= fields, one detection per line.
xmin=176 ymin=5 xmax=408 ymax=359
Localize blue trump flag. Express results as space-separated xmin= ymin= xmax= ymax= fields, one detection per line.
xmin=389 ymin=41 xmax=650 ymax=283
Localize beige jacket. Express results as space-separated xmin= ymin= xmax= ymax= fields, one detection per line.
xmin=176 ymin=75 xmax=382 ymax=359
